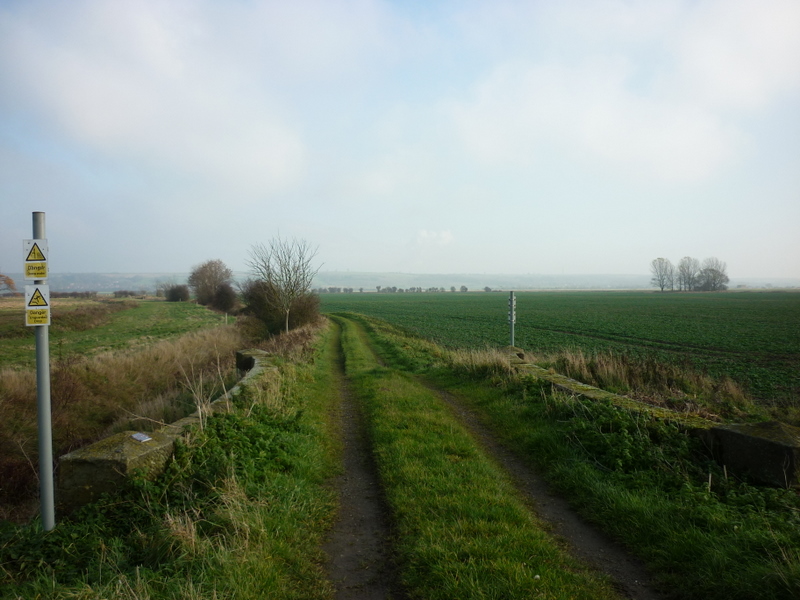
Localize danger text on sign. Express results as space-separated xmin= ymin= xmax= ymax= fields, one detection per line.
xmin=26 ymin=309 xmax=50 ymax=326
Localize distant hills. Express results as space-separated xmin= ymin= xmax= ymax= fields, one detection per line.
xmin=5 ymin=271 xmax=798 ymax=294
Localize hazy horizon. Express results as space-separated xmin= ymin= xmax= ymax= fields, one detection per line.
xmin=6 ymin=269 xmax=798 ymax=295
xmin=2 ymin=1 xmax=798 ymax=279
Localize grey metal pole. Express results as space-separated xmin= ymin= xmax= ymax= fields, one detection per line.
xmin=33 ymin=211 xmax=55 ymax=531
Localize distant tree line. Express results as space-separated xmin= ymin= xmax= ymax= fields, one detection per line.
xmin=319 ymin=285 xmax=476 ymax=294
xmin=316 ymin=287 xmax=356 ymax=293
xmin=318 ymin=285 xmax=507 ymax=293
xmin=650 ymin=257 xmax=729 ymax=292
xmin=53 ymin=291 xmax=99 ymax=299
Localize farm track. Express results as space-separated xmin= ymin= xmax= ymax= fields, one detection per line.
xmin=423 ymin=383 xmax=665 ymax=600
xmin=326 ymin=315 xmax=664 ymax=600
xmin=323 ymin=321 xmax=404 ymax=600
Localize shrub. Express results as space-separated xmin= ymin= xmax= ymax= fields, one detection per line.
xmin=165 ymin=284 xmax=190 ymax=302
xmin=211 ymin=282 xmax=237 ymax=312
xmin=240 ymin=279 xmax=320 ymax=336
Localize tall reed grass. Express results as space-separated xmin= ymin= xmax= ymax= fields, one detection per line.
xmin=443 ymin=343 xmax=760 ymax=423
xmin=0 ymin=324 xmax=245 ymax=521
xmin=549 ymin=349 xmax=758 ymax=420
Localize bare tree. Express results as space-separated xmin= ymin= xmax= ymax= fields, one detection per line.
xmin=247 ymin=236 xmax=321 ymax=333
xmin=677 ymin=256 xmax=700 ymax=291
xmin=696 ymin=257 xmax=729 ymax=291
xmin=188 ymin=259 xmax=233 ymax=306
xmin=649 ymin=258 xmax=674 ymax=292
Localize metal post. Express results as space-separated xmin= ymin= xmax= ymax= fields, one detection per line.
xmin=509 ymin=291 xmax=516 ymax=347
xmin=33 ymin=211 xmax=55 ymax=531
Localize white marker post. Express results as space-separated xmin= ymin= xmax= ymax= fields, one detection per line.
xmin=24 ymin=212 xmax=54 ymax=531
xmin=508 ymin=291 xmax=516 ymax=347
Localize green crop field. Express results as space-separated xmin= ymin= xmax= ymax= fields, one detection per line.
xmin=320 ymin=291 xmax=800 ymax=407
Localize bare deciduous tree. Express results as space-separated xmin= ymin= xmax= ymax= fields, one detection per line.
xmin=649 ymin=258 xmax=674 ymax=292
xmin=677 ymin=256 xmax=700 ymax=291
xmin=189 ymin=259 xmax=233 ymax=306
xmin=247 ymin=237 xmax=321 ymax=333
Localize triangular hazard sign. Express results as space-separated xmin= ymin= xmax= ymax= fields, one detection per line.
xmin=26 ymin=243 xmax=46 ymax=262
xmin=28 ymin=288 xmax=48 ymax=307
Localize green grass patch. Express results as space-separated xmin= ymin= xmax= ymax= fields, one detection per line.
xmin=350 ymin=313 xmax=800 ymax=600
xmin=333 ymin=314 xmax=621 ymax=599
xmin=0 ymin=327 xmax=340 ymax=599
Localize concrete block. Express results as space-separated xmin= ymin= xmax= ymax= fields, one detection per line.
xmin=709 ymin=421 xmax=800 ymax=488
xmin=236 ymin=349 xmax=270 ymax=372
xmin=58 ymin=431 xmax=174 ymax=514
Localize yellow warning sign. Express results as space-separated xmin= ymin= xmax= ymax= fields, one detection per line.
xmin=26 ymin=243 xmax=46 ymax=262
xmin=24 ymin=285 xmax=50 ymax=326
xmin=28 ymin=288 xmax=48 ymax=307
xmin=23 ymin=239 xmax=48 ymax=281
xmin=25 ymin=262 xmax=48 ymax=280
xmin=26 ymin=309 xmax=50 ymax=326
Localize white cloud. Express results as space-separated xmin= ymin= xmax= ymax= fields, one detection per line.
xmin=673 ymin=0 xmax=800 ymax=110
xmin=449 ymin=0 xmax=798 ymax=182
xmin=0 ymin=0 xmax=396 ymax=202
xmin=451 ymin=59 xmax=741 ymax=181
xmin=416 ymin=229 xmax=454 ymax=246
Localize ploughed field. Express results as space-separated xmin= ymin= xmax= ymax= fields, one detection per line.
xmin=319 ymin=290 xmax=800 ymax=408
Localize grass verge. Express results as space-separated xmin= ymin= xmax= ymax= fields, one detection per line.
xmin=333 ymin=314 xmax=621 ymax=599
xmin=348 ymin=312 xmax=800 ymax=600
xmin=0 ymin=323 xmax=340 ymax=599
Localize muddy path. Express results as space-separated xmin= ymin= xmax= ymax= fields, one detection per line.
xmin=322 ymin=323 xmax=403 ymax=600
xmin=323 ymin=315 xmax=664 ymax=599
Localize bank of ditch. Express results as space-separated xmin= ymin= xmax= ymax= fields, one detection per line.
xmin=0 ymin=323 xmax=341 ymax=599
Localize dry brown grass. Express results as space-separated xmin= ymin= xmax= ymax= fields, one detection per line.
xmin=447 ymin=347 xmax=516 ymax=378
xmin=549 ymin=348 xmax=757 ymax=421
xmin=0 ymin=324 xmax=245 ymax=520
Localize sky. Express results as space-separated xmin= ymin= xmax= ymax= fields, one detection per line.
xmin=1 ymin=0 xmax=799 ymax=279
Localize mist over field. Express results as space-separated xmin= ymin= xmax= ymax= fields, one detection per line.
xmin=4 ymin=271 xmax=798 ymax=295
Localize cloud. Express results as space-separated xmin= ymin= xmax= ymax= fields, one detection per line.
xmin=448 ymin=0 xmax=798 ymax=182
xmin=451 ymin=59 xmax=740 ymax=181
xmin=0 ymin=0 xmax=396 ymax=202
xmin=673 ymin=0 xmax=800 ymax=110
xmin=416 ymin=229 xmax=454 ymax=247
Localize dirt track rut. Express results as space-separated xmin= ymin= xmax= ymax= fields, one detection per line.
xmin=322 ymin=316 xmax=664 ymax=600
